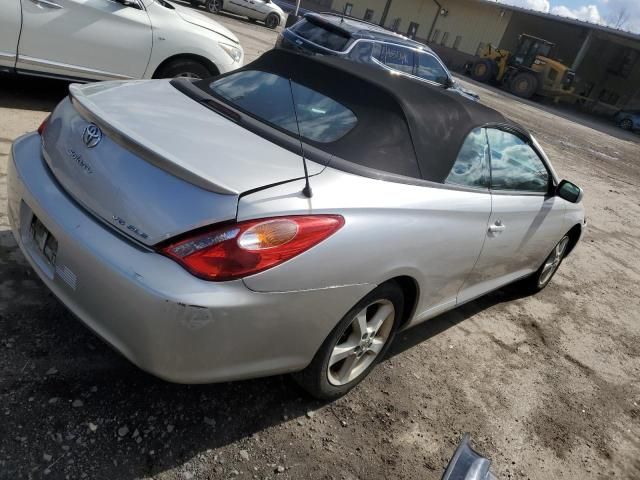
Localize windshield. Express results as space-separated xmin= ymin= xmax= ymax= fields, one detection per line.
xmin=208 ymin=70 xmax=357 ymax=143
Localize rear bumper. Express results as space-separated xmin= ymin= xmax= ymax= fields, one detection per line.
xmin=7 ymin=133 xmax=372 ymax=383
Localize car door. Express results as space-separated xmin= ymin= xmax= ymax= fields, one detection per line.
xmin=224 ymin=0 xmax=249 ymax=15
xmin=250 ymin=0 xmax=272 ymax=20
xmin=0 ymin=0 xmax=21 ymax=71
xmin=457 ymin=127 xmax=566 ymax=303
xmin=16 ymin=0 xmax=152 ymax=80
xmin=409 ymin=127 xmax=492 ymax=320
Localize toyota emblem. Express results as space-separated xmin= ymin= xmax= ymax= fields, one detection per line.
xmin=82 ymin=123 xmax=102 ymax=148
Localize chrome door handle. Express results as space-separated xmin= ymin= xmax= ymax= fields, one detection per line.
xmin=488 ymin=220 xmax=506 ymax=233
xmin=30 ymin=0 xmax=63 ymax=8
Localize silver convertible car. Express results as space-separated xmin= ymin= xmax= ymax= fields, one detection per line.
xmin=7 ymin=49 xmax=585 ymax=399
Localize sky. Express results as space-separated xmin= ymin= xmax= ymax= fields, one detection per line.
xmin=498 ymin=0 xmax=640 ymax=33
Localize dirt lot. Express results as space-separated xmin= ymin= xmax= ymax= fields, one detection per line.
xmin=1 ymin=9 xmax=639 ymax=480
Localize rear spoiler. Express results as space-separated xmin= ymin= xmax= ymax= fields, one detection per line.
xmin=303 ymin=13 xmax=352 ymax=37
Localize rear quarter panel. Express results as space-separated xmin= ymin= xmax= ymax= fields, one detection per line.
xmin=238 ymin=167 xmax=493 ymax=324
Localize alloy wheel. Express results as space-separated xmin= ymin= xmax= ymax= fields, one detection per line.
xmin=620 ymin=118 xmax=633 ymax=130
xmin=265 ymin=15 xmax=278 ymax=28
xmin=538 ymin=236 xmax=569 ymax=287
xmin=327 ymin=299 xmax=395 ymax=386
xmin=207 ymin=0 xmax=221 ymax=13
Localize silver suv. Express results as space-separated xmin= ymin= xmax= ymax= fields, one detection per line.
xmin=278 ymin=13 xmax=479 ymax=100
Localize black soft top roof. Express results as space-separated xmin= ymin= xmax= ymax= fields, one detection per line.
xmin=227 ymin=49 xmax=524 ymax=183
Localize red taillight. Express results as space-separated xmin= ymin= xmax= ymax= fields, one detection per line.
xmin=159 ymin=215 xmax=345 ymax=281
xmin=37 ymin=115 xmax=50 ymax=135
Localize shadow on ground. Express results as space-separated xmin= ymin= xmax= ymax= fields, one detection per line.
xmin=0 ymin=74 xmax=69 ymax=112
xmin=0 ymin=228 xmax=526 ymax=479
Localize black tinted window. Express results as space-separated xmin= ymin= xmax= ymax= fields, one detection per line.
xmin=209 ymin=70 xmax=357 ymax=143
xmin=378 ymin=44 xmax=414 ymax=74
xmin=347 ymin=41 xmax=381 ymax=65
xmin=446 ymin=128 xmax=489 ymax=188
xmin=292 ymin=19 xmax=351 ymax=51
xmin=415 ymin=52 xmax=449 ymax=85
xmin=487 ymin=129 xmax=549 ymax=192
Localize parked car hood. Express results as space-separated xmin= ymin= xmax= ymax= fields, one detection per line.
xmin=172 ymin=2 xmax=240 ymax=44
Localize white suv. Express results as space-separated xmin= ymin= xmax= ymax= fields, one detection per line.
xmin=0 ymin=0 xmax=244 ymax=81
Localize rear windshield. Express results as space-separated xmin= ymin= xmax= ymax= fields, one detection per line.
xmin=208 ymin=70 xmax=357 ymax=143
xmin=291 ymin=19 xmax=351 ymax=51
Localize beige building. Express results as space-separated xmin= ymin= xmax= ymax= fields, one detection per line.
xmin=320 ymin=0 xmax=640 ymax=113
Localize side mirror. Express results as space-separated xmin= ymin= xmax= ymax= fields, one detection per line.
xmin=556 ymin=179 xmax=583 ymax=203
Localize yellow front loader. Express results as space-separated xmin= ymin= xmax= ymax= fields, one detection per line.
xmin=469 ymin=34 xmax=576 ymax=101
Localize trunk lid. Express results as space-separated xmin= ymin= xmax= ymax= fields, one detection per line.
xmin=42 ymin=80 xmax=314 ymax=245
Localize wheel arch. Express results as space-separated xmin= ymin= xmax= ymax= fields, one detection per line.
xmin=383 ymin=275 xmax=419 ymax=329
xmin=152 ymin=53 xmax=220 ymax=79
xmin=265 ymin=11 xmax=282 ymax=27
xmin=564 ymin=223 xmax=582 ymax=257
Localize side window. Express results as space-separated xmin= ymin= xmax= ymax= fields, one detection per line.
xmin=415 ymin=52 xmax=449 ymax=85
xmin=445 ymin=128 xmax=489 ymax=189
xmin=379 ymin=44 xmax=414 ymax=74
xmin=209 ymin=71 xmax=357 ymax=143
xmin=486 ymin=129 xmax=549 ymax=192
xmin=348 ymin=41 xmax=378 ymax=65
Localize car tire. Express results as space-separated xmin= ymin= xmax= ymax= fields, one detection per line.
xmin=206 ymin=0 xmax=222 ymax=13
xmin=519 ymin=234 xmax=570 ymax=294
xmin=509 ymin=72 xmax=538 ymax=98
xmin=619 ymin=118 xmax=633 ymax=130
xmin=293 ymin=282 xmax=404 ymax=400
xmin=156 ymin=59 xmax=214 ymax=79
xmin=470 ymin=59 xmax=495 ymax=83
xmin=265 ymin=13 xmax=280 ymax=29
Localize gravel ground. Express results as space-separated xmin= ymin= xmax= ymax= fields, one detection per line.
xmin=1 ymin=9 xmax=639 ymax=480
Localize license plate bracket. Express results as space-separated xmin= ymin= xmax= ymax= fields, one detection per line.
xmin=29 ymin=215 xmax=58 ymax=265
